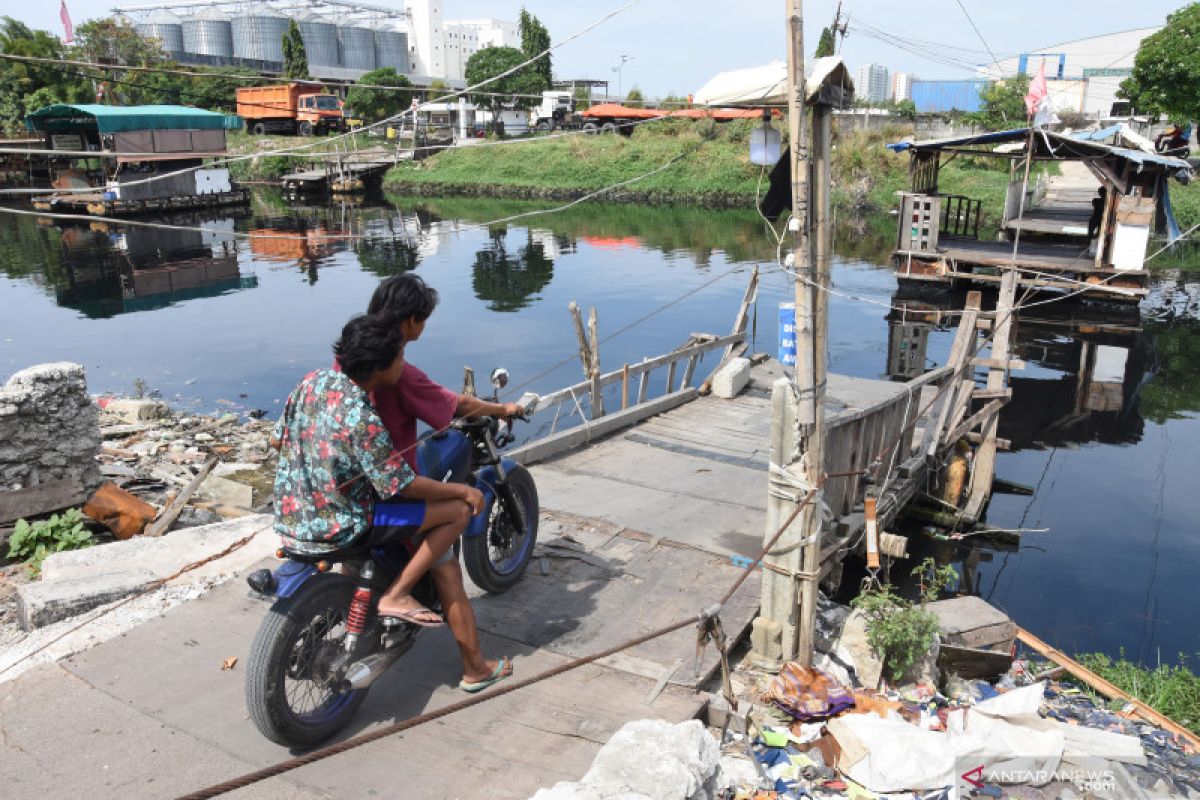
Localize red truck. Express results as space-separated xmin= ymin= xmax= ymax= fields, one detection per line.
xmin=236 ymin=83 xmax=345 ymax=136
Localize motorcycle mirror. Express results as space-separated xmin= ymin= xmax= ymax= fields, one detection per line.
xmin=490 ymin=367 xmax=509 ymax=390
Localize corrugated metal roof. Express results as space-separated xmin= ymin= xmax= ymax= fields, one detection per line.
xmin=887 ymin=127 xmax=1192 ymax=178
xmin=26 ymin=104 xmax=240 ymax=133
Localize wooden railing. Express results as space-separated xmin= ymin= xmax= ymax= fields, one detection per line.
xmin=940 ymin=194 xmax=982 ymax=239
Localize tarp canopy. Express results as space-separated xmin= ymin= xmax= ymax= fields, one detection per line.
xmin=887 ymin=126 xmax=1192 ymax=180
xmin=692 ymin=57 xmax=854 ymax=107
xmin=27 ymin=104 xmax=241 ymax=134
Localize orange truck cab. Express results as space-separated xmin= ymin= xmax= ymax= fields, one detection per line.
xmin=237 ymin=83 xmax=345 ymax=136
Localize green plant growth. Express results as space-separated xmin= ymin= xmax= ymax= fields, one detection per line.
xmin=282 ymin=19 xmax=309 ymax=80
xmin=518 ymin=7 xmax=552 ymax=91
xmin=465 ymin=46 xmax=545 ymax=132
xmin=851 ymin=557 xmax=958 ymax=683
xmin=7 ymin=509 xmax=94 ymax=576
xmin=815 ymin=26 xmax=836 ymax=58
xmin=1074 ymin=651 xmax=1200 ymax=736
xmin=625 ymin=86 xmax=644 ymax=108
xmin=965 ymin=74 xmax=1031 ymax=131
xmin=1119 ymin=3 xmax=1200 ymax=120
xmin=345 ymin=67 xmax=414 ymax=122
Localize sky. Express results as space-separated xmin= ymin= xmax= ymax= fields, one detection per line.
xmin=10 ymin=0 xmax=1186 ymax=98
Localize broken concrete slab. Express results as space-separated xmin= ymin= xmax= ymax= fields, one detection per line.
xmin=39 ymin=513 xmax=275 ymax=585
xmin=198 ymin=474 xmax=254 ymax=509
xmin=16 ymin=567 xmax=158 ymax=630
xmin=101 ymin=398 xmax=168 ymax=423
xmin=926 ymin=595 xmax=1015 ymax=651
xmin=710 ymin=357 xmax=751 ymax=399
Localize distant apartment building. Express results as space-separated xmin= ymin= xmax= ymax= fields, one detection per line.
xmin=892 ymin=72 xmax=914 ymax=103
xmin=857 ymin=63 xmax=890 ymax=105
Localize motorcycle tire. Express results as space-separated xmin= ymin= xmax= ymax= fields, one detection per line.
xmin=463 ymin=465 xmax=539 ymax=594
xmin=245 ymin=574 xmax=369 ymax=747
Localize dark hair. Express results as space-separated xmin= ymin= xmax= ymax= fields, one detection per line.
xmin=368 ymin=274 xmax=439 ymax=326
xmin=333 ymin=314 xmax=403 ymax=382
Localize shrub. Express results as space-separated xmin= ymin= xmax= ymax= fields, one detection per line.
xmin=7 ymin=508 xmax=94 ymax=576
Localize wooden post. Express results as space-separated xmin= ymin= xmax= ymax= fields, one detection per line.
xmin=621 ymin=364 xmax=630 ymax=410
xmin=750 ymin=0 xmax=821 ymax=669
xmin=588 ymin=306 xmax=605 ymax=418
xmin=568 ymin=302 xmax=592 ymax=382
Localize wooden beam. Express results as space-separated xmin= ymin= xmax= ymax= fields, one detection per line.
xmin=508 ymin=389 xmax=699 ymax=466
xmin=588 ymin=306 xmax=605 ymax=418
xmin=942 ymin=399 xmax=1005 ymax=450
xmin=1016 ymin=626 xmax=1200 ymax=751
xmin=926 ymin=292 xmax=981 ymax=461
xmin=0 ymin=477 xmax=91 ymax=525
xmin=145 ymin=457 xmax=217 ymax=538
xmin=964 ymin=268 xmax=1015 ymax=519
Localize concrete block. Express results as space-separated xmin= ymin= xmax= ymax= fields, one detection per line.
xmin=926 ymin=595 xmax=1015 ymax=652
xmin=198 ymin=475 xmax=253 ymax=509
xmin=711 ymin=358 xmax=751 ymax=399
xmin=16 ymin=568 xmax=158 ymax=630
xmin=103 ymin=399 xmax=168 ymax=423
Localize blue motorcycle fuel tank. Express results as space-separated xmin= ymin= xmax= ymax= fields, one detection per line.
xmin=416 ymin=429 xmax=472 ymax=484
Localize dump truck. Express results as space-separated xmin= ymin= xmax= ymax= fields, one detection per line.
xmin=236 ymin=83 xmax=344 ymax=136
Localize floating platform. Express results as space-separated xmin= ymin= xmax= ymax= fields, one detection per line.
xmin=281 ymin=160 xmax=394 ymax=194
xmin=31 ymin=188 xmax=249 ymax=217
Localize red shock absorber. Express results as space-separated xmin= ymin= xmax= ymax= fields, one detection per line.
xmin=346 ymin=586 xmax=372 ymax=635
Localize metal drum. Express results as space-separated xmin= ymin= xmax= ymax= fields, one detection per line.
xmin=232 ymin=4 xmax=288 ymax=64
xmin=374 ymin=27 xmax=409 ymax=72
xmin=337 ymin=25 xmax=377 ymax=71
xmin=182 ymin=8 xmax=233 ymax=58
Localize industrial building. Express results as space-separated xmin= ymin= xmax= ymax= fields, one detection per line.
xmin=977 ymin=27 xmax=1160 ymax=117
xmin=120 ymin=1 xmax=522 ymax=85
xmin=856 ymin=63 xmax=890 ymax=104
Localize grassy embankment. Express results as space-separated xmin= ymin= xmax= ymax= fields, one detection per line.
xmin=1074 ymin=652 xmax=1200 ymax=736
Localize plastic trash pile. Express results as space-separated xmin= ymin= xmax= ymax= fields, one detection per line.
xmin=716 ymin=660 xmax=1199 ymax=800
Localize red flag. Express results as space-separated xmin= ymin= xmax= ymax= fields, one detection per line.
xmin=1024 ymin=60 xmax=1047 ymax=119
xmin=60 ymin=1 xmax=74 ymax=44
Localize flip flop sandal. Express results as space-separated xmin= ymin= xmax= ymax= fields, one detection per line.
xmin=378 ymin=605 xmax=445 ymax=628
xmin=459 ymin=657 xmax=512 ymax=693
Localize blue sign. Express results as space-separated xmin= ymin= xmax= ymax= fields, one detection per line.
xmin=779 ymin=303 xmax=796 ymax=366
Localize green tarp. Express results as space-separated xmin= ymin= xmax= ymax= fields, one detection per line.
xmin=26 ymin=104 xmax=241 ymax=133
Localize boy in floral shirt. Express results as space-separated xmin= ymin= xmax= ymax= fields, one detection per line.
xmin=274 ymin=314 xmax=483 ymax=627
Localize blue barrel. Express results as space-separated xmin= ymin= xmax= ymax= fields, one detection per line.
xmin=778 ymin=303 xmax=796 ymax=366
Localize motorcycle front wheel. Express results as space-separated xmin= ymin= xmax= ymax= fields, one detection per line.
xmin=245 ymin=574 xmax=368 ymax=747
xmin=463 ymin=465 xmax=539 ymax=594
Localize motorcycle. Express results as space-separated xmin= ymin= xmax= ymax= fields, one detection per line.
xmin=243 ymin=368 xmax=539 ymax=746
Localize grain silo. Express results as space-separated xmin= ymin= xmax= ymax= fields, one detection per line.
xmin=338 ymin=25 xmax=377 ymax=71
xmin=374 ymin=25 xmax=409 ymax=72
xmin=296 ymin=11 xmax=339 ymax=68
xmin=232 ymin=4 xmax=288 ymax=64
xmin=137 ymin=10 xmax=184 ymax=55
xmin=182 ymin=7 xmax=233 ymax=59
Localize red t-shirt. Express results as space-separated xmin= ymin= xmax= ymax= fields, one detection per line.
xmin=370 ymin=363 xmax=459 ymax=471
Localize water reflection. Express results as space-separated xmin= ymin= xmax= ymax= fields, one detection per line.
xmin=21 ymin=215 xmax=257 ymax=318
xmin=471 ymin=228 xmax=555 ymax=312
xmin=886 ymin=288 xmax=1149 ymax=449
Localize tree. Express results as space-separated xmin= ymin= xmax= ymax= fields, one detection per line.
xmin=815 ymin=26 xmax=835 ymax=58
xmin=70 ymin=17 xmax=172 ymax=105
xmin=894 ymin=98 xmax=917 ymax=121
xmin=181 ymin=66 xmax=263 ymax=112
xmin=1119 ymin=3 xmax=1200 ymax=120
xmin=345 ymin=67 xmax=415 ymax=122
xmin=282 ymin=19 xmax=308 ymax=80
xmin=966 ymin=74 xmax=1030 ymax=130
xmin=625 ymin=86 xmax=644 ymax=108
xmin=465 ymin=46 xmax=545 ymax=130
xmin=0 ymin=18 xmax=89 ymax=131
xmin=518 ymin=7 xmax=551 ymax=91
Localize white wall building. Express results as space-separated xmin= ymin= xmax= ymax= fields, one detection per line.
xmin=407 ymin=0 xmax=522 ymax=82
xmin=892 ymin=72 xmax=914 ymax=103
xmin=978 ymin=27 xmax=1160 ymax=116
xmin=857 ymin=63 xmax=890 ymax=105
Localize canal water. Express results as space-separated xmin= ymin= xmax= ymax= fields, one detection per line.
xmin=0 ymin=190 xmax=1196 ymax=665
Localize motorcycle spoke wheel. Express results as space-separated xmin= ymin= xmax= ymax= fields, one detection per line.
xmin=282 ymin=607 xmax=347 ymax=719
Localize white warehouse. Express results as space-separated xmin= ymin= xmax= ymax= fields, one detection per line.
xmin=978 ymin=27 xmax=1160 ymax=116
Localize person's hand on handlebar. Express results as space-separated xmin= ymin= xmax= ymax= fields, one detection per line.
xmin=499 ymin=402 xmax=526 ymax=420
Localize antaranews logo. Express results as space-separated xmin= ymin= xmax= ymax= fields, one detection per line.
xmin=956 ymin=761 xmax=1116 ymax=793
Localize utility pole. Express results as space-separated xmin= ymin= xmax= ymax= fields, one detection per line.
xmin=749 ymin=0 xmax=825 ymax=669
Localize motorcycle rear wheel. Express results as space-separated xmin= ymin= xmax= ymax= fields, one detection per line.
xmin=463 ymin=465 xmax=539 ymax=594
xmin=245 ymin=574 xmax=368 ymax=746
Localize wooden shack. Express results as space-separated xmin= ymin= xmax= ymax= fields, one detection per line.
xmin=25 ymin=104 xmax=247 ymax=216
xmin=888 ymin=126 xmax=1192 ymax=302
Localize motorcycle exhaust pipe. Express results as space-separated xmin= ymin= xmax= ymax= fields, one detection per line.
xmin=344 ymin=642 xmax=412 ymax=690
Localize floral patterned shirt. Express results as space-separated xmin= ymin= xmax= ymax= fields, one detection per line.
xmin=273 ymin=369 xmax=414 ymax=554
